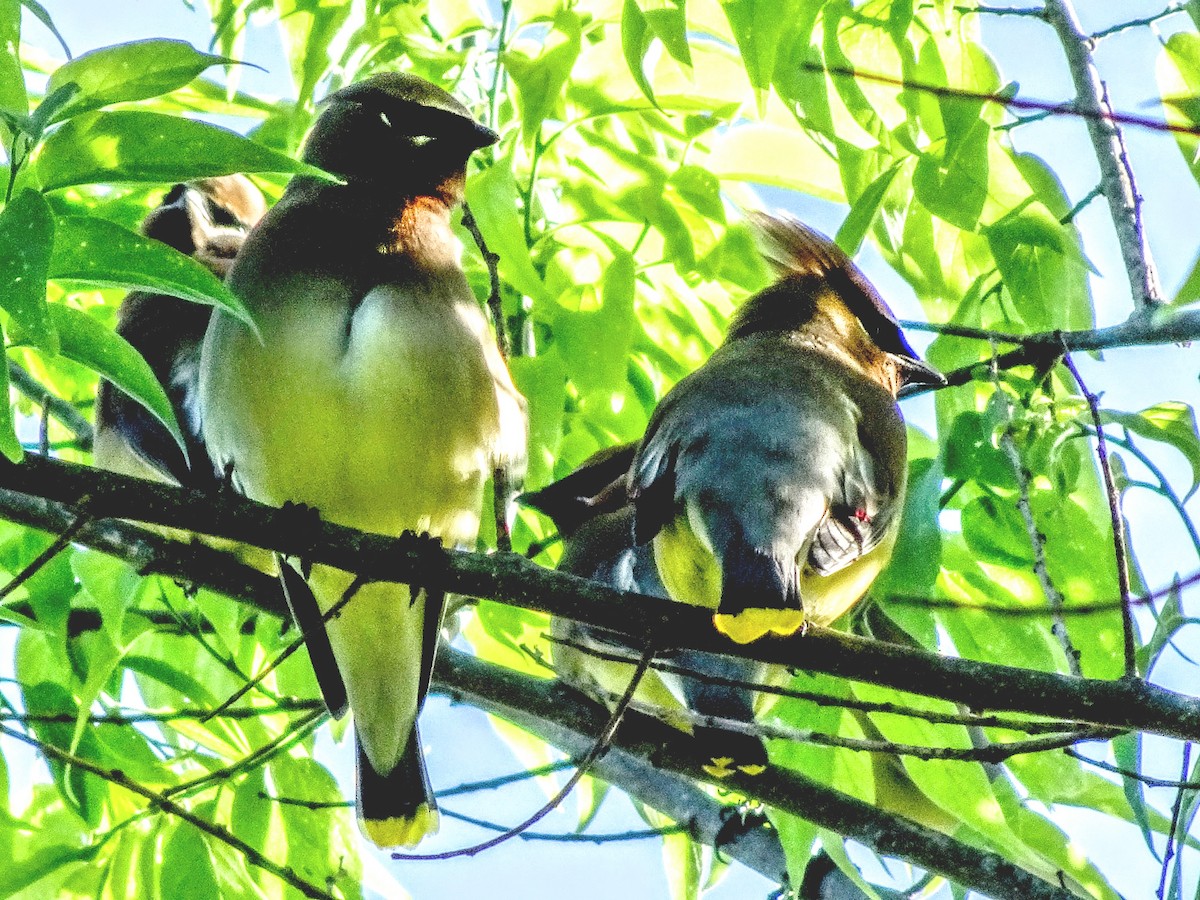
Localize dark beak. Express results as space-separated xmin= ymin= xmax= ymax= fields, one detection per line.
xmin=895 ymin=354 xmax=946 ymax=388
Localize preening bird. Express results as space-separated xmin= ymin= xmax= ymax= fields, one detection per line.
xmin=198 ymin=73 xmax=527 ymax=848
xmin=630 ymin=213 xmax=942 ymax=646
xmin=527 ymin=214 xmax=941 ymax=780
xmin=94 ymin=176 xmax=266 ymax=486
xmin=523 ymin=444 xmax=776 ymax=778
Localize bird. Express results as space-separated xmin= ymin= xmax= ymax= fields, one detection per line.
xmin=93 ymin=176 xmax=267 ymax=487
xmin=522 ymin=443 xmax=778 ymax=779
xmin=628 ymin=213 xmax=943 ymax=647
xmin=197 ymin=73 xmax=527 ymax=848
xmin=527 ymin=214 xmax=941 ymax=779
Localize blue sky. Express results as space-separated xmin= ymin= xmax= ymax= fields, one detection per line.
xmin=17 ymin=1 xmax=1200 ymax=897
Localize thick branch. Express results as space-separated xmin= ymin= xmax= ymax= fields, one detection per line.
xmin=1043 ymin=0 xmax=1164 ymax=309
xmin=435 ymin=650 xmax=1074 ymax=900
xmin=1 ymin=454 xmax=1199 ymax=743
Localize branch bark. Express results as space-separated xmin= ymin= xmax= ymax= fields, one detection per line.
xmin=1043 ymin=0 xmax=1165 ymax=309
xmin=0 ymin=454 xmax=1198 ymax=743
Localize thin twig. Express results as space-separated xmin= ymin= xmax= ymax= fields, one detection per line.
xmin=1066 ymin=747 xmax=1200 ymax=789
xmin=393 ymin=647 xmax=655 ymax=860
xmin=808 ymin=61 xmax=1200 ymax=138
xmin=7 ymin=362 xmax=94 ymax=448
xmin=163 ymin=707 xmax=326 ymax=801
xmin=1079 ymin=425 xmax=1200 ymax=561
xmin=0 ymin=499 xmax=92 ymax=603
xmin=201 ymin=576 xmax=365 ymax=722
xmin=439 ymin=806 xmax=687 ymax=842
xmin=552 ymin=635 xmax=1086 ymax=734
xmin=1042 ymin=0 xmax=1164 ymax=309
xmin=1158 ymin=743 xmax=1191 ymax=899
xmin=1091 ymin=2 xmax=1188 ymax=40
xmin=0 ymin=723 xmax=335 ymax=900
xmin=0 ymin=700 xmax=321 ymax=724
xmin=999 ymin=426 xmax=1081 ymax=675
xmin=1060 ymin=351 xmax=1137 ymax=676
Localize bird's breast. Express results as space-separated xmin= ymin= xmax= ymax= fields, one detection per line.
xmin=200 ymin=274 xmax=510 ymax=545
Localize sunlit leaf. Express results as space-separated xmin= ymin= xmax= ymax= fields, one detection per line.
xmin=49 ymin=214 xmax=253 ymax=326
xmin=43 ymin=39 xmax=236 ymax=124
xmin=46 ymin=304 xmax=184 ymax=454
xmin=34 ymin=110 xmax=331 ymax=191
xmin=0 ymin=189 xmax=56 ymax=353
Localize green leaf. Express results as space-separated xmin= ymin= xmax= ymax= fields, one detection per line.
xmin=49 ymin=214 xmax=253 ymax=326
xmin=43 ymin=39 xmax=236 ymax=125
xmin=0 ymin=189 xmax=57 ymax=353
xmin=986 ymin=203 xmax=1093 ymax=332
xmin=641 ymin=0 xmax=692 ymax=67
xmin=274 ymin=0 xmax=353 ymax=105
xmin=836 ymin=161 xmax=901 ymax=255
xmin=622 ymin=0 xmax=658 ymax=106
xmin=71 ymin=550 xmax=141 ymax=638
xmin=17 ymin=0 xmax=70 ymax=62
xmin=912 ymin=119 xmax=990 ymax=232
xmin=721 ymin=0 xmax=802 ymax=97
xmin=46 ymin=304 xmax=184 ymax=455
xmin=464 ymin=161 xmax=549 ymax=303
xmin=34 ymin=110 xmax=331 ymax=191
xmin=555 ymin=251 xmax=638 ymax=397
xmin=1102 ymin=402 xmax=1200 ymax=500
xmin=502 ymin=9 xmax=582 ymax=142
xmin=0 ymin=0 xmax=26 ymax=129
xmin=160 ymin=824 xmax=220 ymax=900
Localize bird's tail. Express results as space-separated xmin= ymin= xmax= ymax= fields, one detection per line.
xmin=694 ymin=726 xmax=769 ymax=779
xmin=714 ymin=533 xmax=804 ymax=644
xmin=357 ymin=724 xmax=439 ymax=848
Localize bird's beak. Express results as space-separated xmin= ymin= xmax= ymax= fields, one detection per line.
xmin=895 ymin=355 xmax=946 ymax=388
xmin=470 ymin=121 xmax=500 ymax=149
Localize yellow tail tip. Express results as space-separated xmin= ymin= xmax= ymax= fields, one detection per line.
xmin=738 ymin=763 xmax=766 ymax=776
xmin=714 ymin=609 xmax=805 ymax=644
xmin=702 ymin=757 xmax=736 ymax=779
xmin=361 ymin=804 xmax=440 ymax=848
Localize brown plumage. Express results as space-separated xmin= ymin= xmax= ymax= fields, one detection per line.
xmin=93 ymin=176 xmax=266 ymax=486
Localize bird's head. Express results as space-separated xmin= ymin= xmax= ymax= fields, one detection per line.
xmin=730 ymin=212 xmax=944 ymax=396
xmin=302 ymin=73 xmax=499 ymax=196
xmin=141 ymin=175 xmax=267 ymax=277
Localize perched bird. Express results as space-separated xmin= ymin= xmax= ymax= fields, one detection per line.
xmin=629 ymin=213 xmax=942 ymax=646
xmin=523 ymin=444 xmax=776 ymax=778
xmin=529 ymin=215 xmax=941 ymax=779
xmin=198 ymin=73 xmax=527 ymax=848
xmin=94 ymin=176 xmax=267 ymax=486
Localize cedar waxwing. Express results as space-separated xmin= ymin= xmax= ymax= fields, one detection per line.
xmin=94 ymin=176 xmax=267 ymax=486
xmin=197 ymin=73 xmax=527 ymax=848
xmin=528 ymin=214 xmax=942 ymax=781
xmin=629 ymin=213 xmax=942 ymax=646
xmin=523 ymin=444 xmax=775 ymax=778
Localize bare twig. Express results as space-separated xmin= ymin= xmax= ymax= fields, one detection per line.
xmin=0 ymin=498 xmax=92 ymax=603
xmin=394 ymin=647 xmax=654 ymax=860
xmin=1158 ymin=743 xmax=1192 ymax=899
xmin=1060 ymin=351 xmax=1137 ymax=676
xmin=201 ymin=576 xmax=365 ymax=722
xmin=439 ymin=807 xmax=687 ymax=843
xmin=7 ymin=361 xmax=95 ymax=448
xmin=0 ymin=723 xmax=335 ymax=900
xmin=437 ymin=649 xmax=1074 ymax=899
xmin=1091 ymin=3 xmax=1188 ymax=41
xmin=808 ymin=61 xmax=1200 ymax=139
xmin=1066 ymin=747 xmax=1200 ymax=789
xmin=553 ymin=635 xmax=1087 ymax=734
xmin=1042 ymin=0 xmax=1164 ymax=310
xmin=999 ymin=426 xmax=1081 ymax=675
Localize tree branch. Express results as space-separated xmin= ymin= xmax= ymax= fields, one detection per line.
xmin=1042 ymin=0 xmax=1165 ymax=309
xmin=0 ymin=454 xmax=1198 ymax=743
xmin=435 ymin=649 xmax=1075 ymax=900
